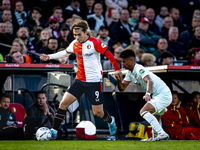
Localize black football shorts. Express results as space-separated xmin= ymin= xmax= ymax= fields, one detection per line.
xmin=67 ymin=79 xmax=103 ymax=105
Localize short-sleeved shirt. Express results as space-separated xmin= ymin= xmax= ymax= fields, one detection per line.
xmin=66 ymin=36 xmax=108 ymax=82
xmin=123 ymin=63 xmax=170 ymax=97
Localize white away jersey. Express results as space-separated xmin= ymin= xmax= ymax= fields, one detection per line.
xmin=123 ymin=64 xmax=170 ymax=96
xmin=67 ymin=36 xmax=108 ymax=82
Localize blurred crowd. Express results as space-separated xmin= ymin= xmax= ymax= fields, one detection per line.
xmin=0 ymin=0 xmax=200 ymax=68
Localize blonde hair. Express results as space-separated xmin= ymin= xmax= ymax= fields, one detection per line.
xmin=87 ymin=30 xmax=98 ymax=37
xmin=39 ymin=28 xmax=49 ymax=40
xmin=72 ymin=14 xmax=82 ymax=23
xmin=125 ymin=45 xmax=138 ymax=53
xmin=141 ymin=53 xmax=155 ymax=65
xmin=5 ymin=21 xmax=13 ymax=34
xmin=10 ymin=38 xmax=27 ymax=54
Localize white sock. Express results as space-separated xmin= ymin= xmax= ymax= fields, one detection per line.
xmin=141 ymin=111 xmax=164 ymax=133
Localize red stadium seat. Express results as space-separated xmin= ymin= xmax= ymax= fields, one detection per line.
xmin=8 ymin=103 xmax=26 ymax=127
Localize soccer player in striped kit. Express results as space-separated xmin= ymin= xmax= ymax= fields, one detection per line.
xmin=40 ymin=20 xmax=122 ymax=139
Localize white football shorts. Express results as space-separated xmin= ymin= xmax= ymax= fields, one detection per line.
xmin=148 ymin=90 xmax=172 ymax=116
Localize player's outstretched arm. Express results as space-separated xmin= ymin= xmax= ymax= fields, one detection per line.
xmin=40 ymin=54 xmax=50 ymax=61
xmin=40 ymin=50 xmax=70 ymax=61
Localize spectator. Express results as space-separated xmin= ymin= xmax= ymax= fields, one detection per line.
xmin=145 ymin=8 xmax=161 ymax=35
xmin=185 ymin=91 xmax=200 ymax=127
xmin=64 ymin=0 xmax=83 ymax=19
xmin=162 ymin=91 xmax=200 ymax=140
xmin=87 ymin=30 xmax=98 ymax=38
xmin=1 ymin=9 xmax=12 ymax=23
xmin=87 ymin=3 xmax=107 ymax=32
xmin=9 ymin=51 xmax=25 ymax=63
xmin=47 ymin=15 xmax=60 ymax=38
xmin=9 ymin=38 xmax=31 ymax=63
xmin=0 ymin=0 xmax=11 ymax=22
xmin=139 ymin=5 xmax=146 ymax=18
xmin=187 ymin=25 xmax=200 ymax=50
xmin=0 ymin=93 xmax=23 ymax=140
xmin=186 ymin=47 xmax=200 ymax=66
xmin=108 ymin=9 xmax=120 ymax=32
xmin=0 ymin=22 xmax=12 ymax=57
xmin=5 ymin=21 xmax=16 ymax=41
xmin=103 ymin=47 xmax=124 ymax=70
xmin=81 ymin=0 xmax=95 ymax=20
xmin=26 ymin=91 xmax=55 ymax=139
xmin=23 ymin=7 xmax=45 ymax=32
xmin=141 ymin=53 xmax=156 ymax=67
xmin=35 ymin=28 xmax=50 ymax=52
xmin=30 ymin=25 xmax=43 ymax=45
xmin=125 ymin=45 xmax=145 ymax=63
xmin=40 ymin=37 xmax=60 ymax=63
xmin=65 ymin=17 xmax=73 ymax=30
xmin=155 ymin=6 xmax=169 ymax=31
xmin=169 ymin=7 xmax=186 ymax=34
xmin=179 ymin=2 xmax=200 ymax=27
xmin=160 ymin=16 xmax=174 ymax=40
xmin=52 ymin=6 xmax=64 ymax=24
xmin=12 ymin=0 xmax=27 ymax=33
xmin=17 ymin=27 xmax=39 ymax=63
xmin=128 ymin=6 xmax=140 ymax=28
xmin=193 ymin=9 xmax=200 ymax=17
xmin=129 ymin=30 xmax=147 ymax=52
xmin=44 ymin=27 xmax=53 ymax=38
xmin=104 ymin=0 xmax=128 ymax=26
xmin=167 ymin=27 xmax=187 ymax=59
xmin=153 ymin=38 xmax=168 ymax=64
xmin=112 ymin=39 xmax=123 ymax=51
xmin=110 ymin=9 xmax=134 ymax=48
xmin=161 ymin=51 xmax=174 ymax=66
xmin=137 ymin=17 xmax=162 ymax=53
xmin=58 ymin=24 xmax=70 ymax=49
xmin=180 ymin=15 xmax=200 ymax=47
xmin=97 ymin=26 xmax=114 ymax=53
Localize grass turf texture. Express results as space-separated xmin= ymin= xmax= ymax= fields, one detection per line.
xmin=0 ymin=141 xmax=200 ymax=150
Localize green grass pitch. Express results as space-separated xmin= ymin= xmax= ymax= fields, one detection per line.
xmin=0 ymin=140 xmax=200 ymax=150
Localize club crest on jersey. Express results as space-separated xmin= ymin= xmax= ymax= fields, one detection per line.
xmin=139 ymin=69 xmax=145 ymax=74
xmin=101 ymin=43 xmax=106 ymax=48
xmin=87 ymin=44 xmax=91 ymax=49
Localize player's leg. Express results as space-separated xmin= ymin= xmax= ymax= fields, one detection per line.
xmin=85 ymin=82 xmax=117 ymax=135
xmin=92 ymin=104 xmax=117 ymax=136
xmin=140 ymin=103 xmax=168 ymax=141
xmin=53 ymin=92 xmax=77 ymax=130
xmin=51 ymin=80 xmax=84 ymax=139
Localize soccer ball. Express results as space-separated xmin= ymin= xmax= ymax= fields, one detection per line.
xmin=36 ymin=127 xmax=52 ymax=141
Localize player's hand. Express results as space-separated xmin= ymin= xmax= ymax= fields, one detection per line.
xmin=40 ymin=54 xmax=50 ymax=61
xmin=143 ymin=94 xmax=151 ymax=102
xmin=115 ymin=70 xmax=122 ymax=81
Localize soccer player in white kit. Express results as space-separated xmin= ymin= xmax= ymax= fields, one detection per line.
xmin=115 ymin=50 xmax=172 ymax=141
xmin=40 ymin=20 xmax=122 ymax=139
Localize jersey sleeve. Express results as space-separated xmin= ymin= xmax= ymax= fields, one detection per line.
xmin=136 ymin=65 xmax=149 ymax=80
xmin=93 ymin=38 xmax=108 ymax=54
xmin=66 ymin=40 xmax=75 ymax=53
xmin=123 ymin=71 xmax=131 ymax=82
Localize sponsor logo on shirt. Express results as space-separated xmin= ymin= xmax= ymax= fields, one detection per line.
xmin=139 ymin=69 xmax=145 ymax=74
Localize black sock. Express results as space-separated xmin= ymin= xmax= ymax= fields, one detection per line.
xmin=102 ymin=111 xmax=112 ymax=124
xmin=53 ymin=108 xmax=66 ymax=130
